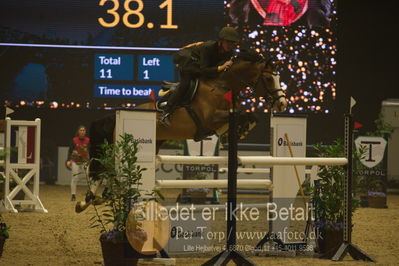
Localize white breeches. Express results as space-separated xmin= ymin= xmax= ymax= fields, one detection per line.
xmin=71 ymin=161 xmax=87 ymax=195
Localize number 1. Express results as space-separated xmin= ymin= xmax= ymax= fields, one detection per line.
xmin=143 ymin=70 xmax=149 ymax=80
xmin=159 ymin=0 xmax=178 ymax=29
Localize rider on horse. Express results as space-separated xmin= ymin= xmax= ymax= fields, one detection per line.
xmin=159 ymin=26 xmax=240 ymax=126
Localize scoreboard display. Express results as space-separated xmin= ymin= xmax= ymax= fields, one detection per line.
xmin=93 ymin=53 xmax=174 ymax=98
xmin=0 ymin=0 xmax=337 ymax=113
xmin=0 ymin=0 xmax=223 ymax=107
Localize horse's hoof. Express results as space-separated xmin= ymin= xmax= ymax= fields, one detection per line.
xmin=240 ymin=131 xmax=248 ymax=140
xmin=248 ymin=122 xmax=257 ymax=131
xmin=75 ymin=201 xmax=90 ymax=213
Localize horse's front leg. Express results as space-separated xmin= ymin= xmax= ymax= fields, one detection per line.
xmin=208 ymin=109 xmax=230 ymax=135
xmin=210 ymin=110 xmax=258 ymax=140
xmin=237 ymin=112 xmax=257 ymax=139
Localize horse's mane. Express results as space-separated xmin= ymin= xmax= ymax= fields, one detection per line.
xmin=235 ymin=50 xmax=275 ymax=68
xmin=236 ymin=50 xmax=264 ymax=63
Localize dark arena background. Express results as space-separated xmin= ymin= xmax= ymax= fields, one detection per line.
xmin=0 ymin=0 xmax=399 ymax=264
xmin=0 ymin=0 xmax=397 ymax=151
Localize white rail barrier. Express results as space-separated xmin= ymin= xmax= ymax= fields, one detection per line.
xmin=219 ymin=167 xmax=314 ymax=174
xmin=156 ymin=179 xmax=273 ymax=189
xmin=155 ymin=156 xmax=346 ymax=191
xmin=0 ymin=147 xmax=4 ymax=167
xmin=156 ymin=155 xmax=347 ymax=166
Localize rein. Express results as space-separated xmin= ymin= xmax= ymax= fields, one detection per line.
xmin=259 ymin=73 xmax=285 ymax=107
xmin=262 ymin=70 xmax=279 ymax=76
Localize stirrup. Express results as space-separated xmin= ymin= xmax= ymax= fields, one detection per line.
xmin=158 ymin=101 xmax=167 ymax=109
xmin=159 ymin=111 xmax=171 ymax=127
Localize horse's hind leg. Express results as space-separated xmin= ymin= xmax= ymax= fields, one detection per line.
xmin=76 ymin=115 xmax=114 ymax=213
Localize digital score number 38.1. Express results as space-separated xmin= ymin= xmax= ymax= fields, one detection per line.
xmin=98 ymin=0 xmax=178 ymax=29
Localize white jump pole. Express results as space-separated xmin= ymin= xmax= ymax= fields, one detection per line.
xmin=155 ymin=179 xmax=272 ymax=190
xmin=156 ymin=155 xmax=347 ymax=166
xmin=239 ymin=156 xmax=347 ymax=166
xmin=156 ymin=155 xmax=227 ymax=165
xmin=219 ymin=167 xmax=315 ymax=175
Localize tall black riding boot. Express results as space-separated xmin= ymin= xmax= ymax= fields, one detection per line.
xmin=159 ymin=83 xmax=187 ymax=126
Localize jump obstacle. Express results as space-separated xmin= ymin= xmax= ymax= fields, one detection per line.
xmin=0 ymin=117 xmax=47 ymax=213
xmin=154 ymin=156 xmax=345 ymax=191
xmin=156 ymin=155 xmax=347 ymax=166
xmin=116 ymin=109 xmax=374 ymax=264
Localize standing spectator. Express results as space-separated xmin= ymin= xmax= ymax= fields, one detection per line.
xmin=66 ymin=126 xmax=90 ymax=201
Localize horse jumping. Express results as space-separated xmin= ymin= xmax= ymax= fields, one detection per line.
xmin=76 ymin=51 xmax=287 ymax=212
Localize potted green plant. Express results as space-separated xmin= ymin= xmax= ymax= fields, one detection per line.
xmin=312 ymin=139 xmax=359 ymax=255
xmin=86 ymin=133 xmax=160 ymax=265
xmin=352 ymin=143 xmax=370 ymax=207
xmin=356 ymin=170 xmax=387 ymax=208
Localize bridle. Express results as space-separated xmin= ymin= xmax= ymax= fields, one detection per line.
xmin=226 ymin=54 xmax=259 ymax=89
xmin=260 ymin=69 xmax=286 ymax=108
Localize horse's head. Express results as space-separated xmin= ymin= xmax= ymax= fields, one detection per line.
xmin=220 ymin=51 xmax=287 ymax=112
xmin=221 ymin=51 xmax=265 ymax=91
xmin=254 ymin=59 xmax=287 ymax=112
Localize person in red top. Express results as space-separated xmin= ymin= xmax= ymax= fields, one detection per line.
xmin=66 ymin=126 xmax=90 ymax=201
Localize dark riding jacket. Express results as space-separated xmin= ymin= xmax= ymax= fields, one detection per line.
xmin=173 ymin=40 xmax=233 ymax=78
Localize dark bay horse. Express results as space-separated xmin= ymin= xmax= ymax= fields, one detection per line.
xmin=75 ymin=51 xmax=287 ymax=212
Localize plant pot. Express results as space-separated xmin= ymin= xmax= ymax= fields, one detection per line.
xmin=99 ymin=233 xmax=155 ymax=266
xmin=367 ymin=196 xmax=386 ymax=208
xmin=316 ymin=227 xmax=343 ymax=255
xmin=0 ymin=236 xmax=6 ymax=257
xmin=359 ymin=195 xmax=369 ymax=207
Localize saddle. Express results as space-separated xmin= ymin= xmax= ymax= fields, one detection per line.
xmin=156 ymin=79 xmax=216 ymax=141
xmin=156 ymin=79 xmax=199 ymax=110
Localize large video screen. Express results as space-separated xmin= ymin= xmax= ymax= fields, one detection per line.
xmin=0 ymin=0 xmax=336 ymax=113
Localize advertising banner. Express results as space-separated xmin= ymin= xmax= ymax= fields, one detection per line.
xmin=355 ymin=135 xmax=388 ymax=208
xmin=115 ymin=110 xmax=156 ymax=194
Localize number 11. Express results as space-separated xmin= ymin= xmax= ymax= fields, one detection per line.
xmin=100 ymin=69 xmax=112 ymax=79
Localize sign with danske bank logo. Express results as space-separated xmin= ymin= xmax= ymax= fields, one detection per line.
xmin=123 ymin=119 xmax=154 ymax=163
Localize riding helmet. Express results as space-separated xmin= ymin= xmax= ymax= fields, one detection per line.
xmin=218 ymin=27 xmax=240 ymax=43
